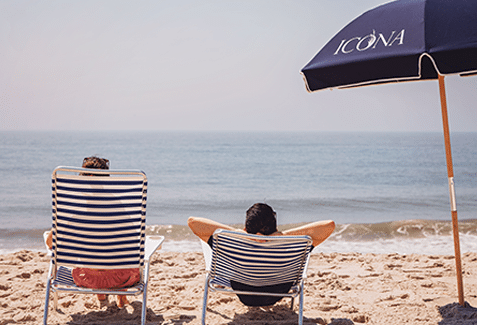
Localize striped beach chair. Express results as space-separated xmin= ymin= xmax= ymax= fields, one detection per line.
xmin=201 ymin=229 xmax=313 ymax=325
xmin=43 ymin=166 xmax=164 ymax=325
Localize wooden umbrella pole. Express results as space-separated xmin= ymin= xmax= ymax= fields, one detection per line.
xmin=438 ymin=74 xmax=464 ymax=306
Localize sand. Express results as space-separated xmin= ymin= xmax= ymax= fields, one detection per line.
xmin=2 ymin=249 xmax=477 ymax=324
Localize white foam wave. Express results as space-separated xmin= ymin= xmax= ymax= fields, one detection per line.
xmin=316 ymin=234 xmax=477 ymax=255
xmin=158 ymin=234 xmax=477 ymax=256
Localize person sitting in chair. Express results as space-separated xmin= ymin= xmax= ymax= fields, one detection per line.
xmin=188 ymin=203 xmax=335 ymax=306
xmin=46 ymin=156 xmax=138 ymax=308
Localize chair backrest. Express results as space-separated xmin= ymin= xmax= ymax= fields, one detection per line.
xmin=209 ymin=230 xmax=313 ymax=287
xmin=51 ymin=166 xmax=147 ymax=270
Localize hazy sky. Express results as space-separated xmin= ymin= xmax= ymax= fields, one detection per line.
xmin=1 ymin=0 xmax=476 ymax=132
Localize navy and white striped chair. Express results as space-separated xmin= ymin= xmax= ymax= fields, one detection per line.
xmin=43 ymin=166 xmax=164 ymax=325
xmin=201 ymin=229 xmax=313 ymax=325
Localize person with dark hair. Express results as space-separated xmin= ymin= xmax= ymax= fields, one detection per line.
xmin=46 ymin=156 xmax=137 ymax=308
xmin=188 ymin=203 xmax=335 ymax=306
xmin=79 ymin=156 xmax=110 ymax=174
xmin=244 ymin=203 xmax=277 ymax=235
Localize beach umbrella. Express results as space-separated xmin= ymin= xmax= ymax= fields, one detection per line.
xmin=301 ymin=0 xmax=477 ymax=306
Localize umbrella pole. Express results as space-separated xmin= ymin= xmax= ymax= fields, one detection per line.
xmin=438 ymin=74 xmax=464 ymax=306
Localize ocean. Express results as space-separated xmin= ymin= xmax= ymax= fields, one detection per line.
xmin=1 ymin=131 xmax=476 ymax=255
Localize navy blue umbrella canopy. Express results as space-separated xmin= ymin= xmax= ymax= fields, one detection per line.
xmin=301 ymin=0 xmax=477 ymax=92
xmin=301 ymin=0 xmax=477 ymax=306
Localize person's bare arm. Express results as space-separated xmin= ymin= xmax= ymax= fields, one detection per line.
xmin=187 ymin=217 xmax=241 ymax=243
xmin=282 ymin=220 xmax=335 ymax=247
xmin=46 ymin=230 xmax=53 ymax=249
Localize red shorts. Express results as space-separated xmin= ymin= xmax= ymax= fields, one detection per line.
xmin=72 ymin=268 xmax=140 ymax=289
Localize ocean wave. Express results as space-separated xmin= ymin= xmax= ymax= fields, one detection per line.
xmin=329 ymin=219 xmax=477 ymax=241
xmin=146 ymin=219 xmax=477 ymax=241
xmin=148 ymin=220 xmax=477 ymax=255
xmin=2 ymin=219 xmax=477 ymax=255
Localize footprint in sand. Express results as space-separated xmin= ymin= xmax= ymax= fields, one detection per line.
xmin=17 ymin=272 xmax=31 ymax=279
xmin=173 ymin=272 xmax=199 ymax=279
xmin=329 ymin=318 xmax=354 ymax=325
xmin=171 ymin=284 xmax=186 ymax=291
xmin=352 ymin=314 xmax=369 ymax=323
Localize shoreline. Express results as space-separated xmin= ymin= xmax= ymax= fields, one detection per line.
xmin=3 ymin=235 xmax=477 ymax=256
xmin=3 ymin=219 xmax=477 ymax=255
xmin=2 ymin=250 xmax=477 ymax=324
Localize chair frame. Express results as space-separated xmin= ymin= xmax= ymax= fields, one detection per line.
xmin=43 ymin=166 xmax=164 ymax=325
xmin=201 ymin=229 xmax=313 ymax=325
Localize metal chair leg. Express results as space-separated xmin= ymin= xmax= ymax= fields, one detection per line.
xmin=43 ymin=281 xmax=51 ymax=325
xmin=201 ymin=275 xmax=210 ymax=325
xmin=141 ymin=263 xmax=151 ymax=325
xmin=141 ymin=284 xmax=148 ymax=325
xmin=298 ymin=286 xmax=304 ymax=325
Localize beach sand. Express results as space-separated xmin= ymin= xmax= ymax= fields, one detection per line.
xmin=2 ymin=250 xmax=477 ymax=324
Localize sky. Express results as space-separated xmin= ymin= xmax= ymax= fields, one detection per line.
xmin=1 ymin=0 xmax=476 ymax=132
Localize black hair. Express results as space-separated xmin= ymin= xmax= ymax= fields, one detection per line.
xmin=245 ymin=203 xmax=277 ymax=235
xmin=80 ymin=156 xmax=109 ymax=176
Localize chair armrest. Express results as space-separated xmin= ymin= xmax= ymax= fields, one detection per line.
xmin=200 ymin=239 xmax=212 ymax=271
xmin=145 ymin=236 xmax=165 ymax=261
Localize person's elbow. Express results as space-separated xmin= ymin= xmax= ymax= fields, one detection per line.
xmin=325 ymin=220 xmax=336 ymax=237
xmin=187 ymin=216 xmax=198 ymax=229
